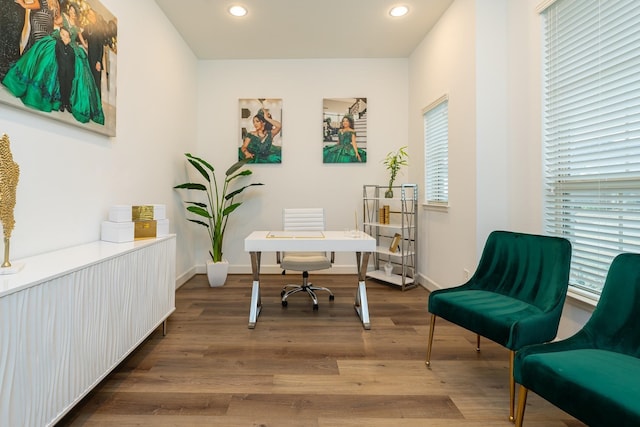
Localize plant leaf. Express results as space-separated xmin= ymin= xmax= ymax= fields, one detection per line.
xmin=185 ymin=153 xmax=214 ymax=172
xmin=188 ymin=159 xmax=210 ymax=182
xmin=187 ymin=206 xmax=212 ymax=218
xmin=227 ymin=169 xmax=253 ymax=182
xmin=174 ymin=183 xmax=207 ymax=191
xmin=187 ymin=219 xmax=209 ymax=228
xmin=226 ymin=158 xmax=250 ymax=176
xmin=222 ymin=202 xmax=242 ymax=216
xmin=225 ymin=183 xmax=264 ymax=200
xmin=186 ymin=201 xmax=207 ymax=208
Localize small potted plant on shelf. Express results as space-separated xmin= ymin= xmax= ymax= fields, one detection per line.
xmin=382 ymin=145 xmax=408 ymax=198
xmin=174 ymin=153 xmax=264 ymax=287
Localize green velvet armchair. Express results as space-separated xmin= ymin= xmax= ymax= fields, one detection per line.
xmin=425 ymin=230 xmax=572 ymax=421
xmin=514 ymin=253 xmax=640 ymax=427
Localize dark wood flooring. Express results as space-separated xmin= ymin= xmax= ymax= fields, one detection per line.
xmin=58 ymin=274 xmax=585 ymax=426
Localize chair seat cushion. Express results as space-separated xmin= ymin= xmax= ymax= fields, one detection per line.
xmin=518 ymin=349 xmax=640 ymax=426
xmin=429 ymin=289 xmax=543 ymax=349
xmin=281 ymin=252 xmax=332 ymax=271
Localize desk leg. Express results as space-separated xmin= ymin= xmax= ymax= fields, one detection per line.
xmin=353 ymin=251 xmax=371 ymax=330
xmin=248 ymin=251 xmax=262 ymax=329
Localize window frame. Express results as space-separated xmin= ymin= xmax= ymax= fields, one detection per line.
xmin=423 ymin=95 xmax=449 ymax=211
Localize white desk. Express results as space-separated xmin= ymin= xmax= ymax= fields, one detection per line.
xmin=244 ymin=230 xmax=376 ymax=329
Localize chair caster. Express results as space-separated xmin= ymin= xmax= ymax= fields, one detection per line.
xmin=313 ymin=304 xmax=319 ymax=310
xmin=329 ymin=295 xmax=335 ymax=301
xmin=282 ymin=300 xmax=288 ymax=307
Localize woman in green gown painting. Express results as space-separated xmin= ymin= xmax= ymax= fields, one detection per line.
xmin=64 ymin=3 xmax=104 ymax=125
xmin=1 ymin=3 xmax=104 ymax=125
xmin=323 ymin=115 xmax=366 ymax=163
xmin=239 ymin=109 xmax=282 ymax=163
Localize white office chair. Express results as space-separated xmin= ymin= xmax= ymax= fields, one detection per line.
xmin=277 ymin=208 xmax=334 ymax=310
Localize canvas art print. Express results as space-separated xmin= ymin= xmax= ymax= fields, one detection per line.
xmin=323 ymin=97 xmax=367 ymax=163
xmin=0 ymin=0 xmax=117 ymax=136
xmin=239 ymin=98 xmax=282 ymax=164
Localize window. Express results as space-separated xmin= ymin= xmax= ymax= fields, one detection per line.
xmin=424 ymin=96 xmax=449 ymax=206
xmin=541 ymin=0 xmax=640 ymax=295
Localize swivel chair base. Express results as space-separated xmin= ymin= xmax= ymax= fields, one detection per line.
xmin=281 ymin=271 xmax=334 ymax=310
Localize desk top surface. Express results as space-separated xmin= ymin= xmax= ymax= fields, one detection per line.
xmin=244 ymin=230 xmax=376 ymax=252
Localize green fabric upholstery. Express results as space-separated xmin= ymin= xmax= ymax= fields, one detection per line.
xmin=428 ymin=230 xmax=572 ymax=350
xmin=514 ymin=253 xmax=640 ymax=427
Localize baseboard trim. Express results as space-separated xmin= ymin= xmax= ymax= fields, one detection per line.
xmin=417 ymin=273 xmax=440 ymax=292
xmin=175 ymin=266 xmax=197 ymax=289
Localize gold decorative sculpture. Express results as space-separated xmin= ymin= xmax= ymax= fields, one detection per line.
xmin=0 ymin=134 xmax=19 ymax=269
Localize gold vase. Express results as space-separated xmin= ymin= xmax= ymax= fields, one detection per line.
xmin=2 ymin=236 xmax=11 ymax=268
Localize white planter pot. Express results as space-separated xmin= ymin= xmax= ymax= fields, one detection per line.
xmin=206 ymin=259 xmax=229 ymax=287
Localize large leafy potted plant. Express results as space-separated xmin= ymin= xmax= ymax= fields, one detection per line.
xmin=174 ymin=153 xmax=263 ymax=286
xmin=382 ymin=146 xmax=408 ymax=198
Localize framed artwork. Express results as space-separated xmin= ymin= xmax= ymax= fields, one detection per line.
xmin=322 ymin=97 xmax=367 ymax=163
xmin=238 ymin=98 xmax=282 ymax=164
xmin=0 ymin=0 xmax=117 ymax=136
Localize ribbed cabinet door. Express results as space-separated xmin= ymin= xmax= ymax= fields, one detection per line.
xmin=0 ymin=236 xmax=176 ymax=427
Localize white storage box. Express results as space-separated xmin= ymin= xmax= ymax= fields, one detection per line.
xmin=108 ymin=205 xmax=132 ymax=223
xmin=150 ymin=204 xmax=166 ymax=220
xmin=156 ymin=218 xmax=170 ymax=237
xmin=101 ymin=221 xmax=134 ymax=243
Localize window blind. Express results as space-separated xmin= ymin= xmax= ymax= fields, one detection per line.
xmin=424 ymin=98 xmax=449 ymax=205
xmin=542 ymin=0 xmax=640 ymax=294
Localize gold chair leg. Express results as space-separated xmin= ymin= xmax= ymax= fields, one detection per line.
xmin=515 ymin=385 xmax=528 ymax=427
xmin=476 ymin=334 xmax=481 ymax=352
xmin=509 ymin=350 xmax=516 ymax=422
xmin=425 ymin=314 xmax=436 ymax=366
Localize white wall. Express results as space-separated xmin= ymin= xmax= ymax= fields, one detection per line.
xmin=408 ymin=0 xmax=478 ymax=288
xmin=192 ymin=59 xmax=409 ymax=273
xmin=476 ymin=0 xmax=509 ymax=243
xmin=0 ymin=0 xmax=199 ymax=286
xmin=506 ymin=0 xmax=544 ymax=233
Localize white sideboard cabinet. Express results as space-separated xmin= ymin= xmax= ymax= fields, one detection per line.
xmin=0 ymin=235 xmax=176 ymax=427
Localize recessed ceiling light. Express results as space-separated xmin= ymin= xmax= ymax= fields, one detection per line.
xmin=389 ymin=5 xmax=409 ymax=17
xmin=229 ymin=5 xmax=247 ymax=17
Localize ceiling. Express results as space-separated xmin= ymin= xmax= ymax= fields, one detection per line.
xmin=154 ymin=0 xmax=454 ymax=60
